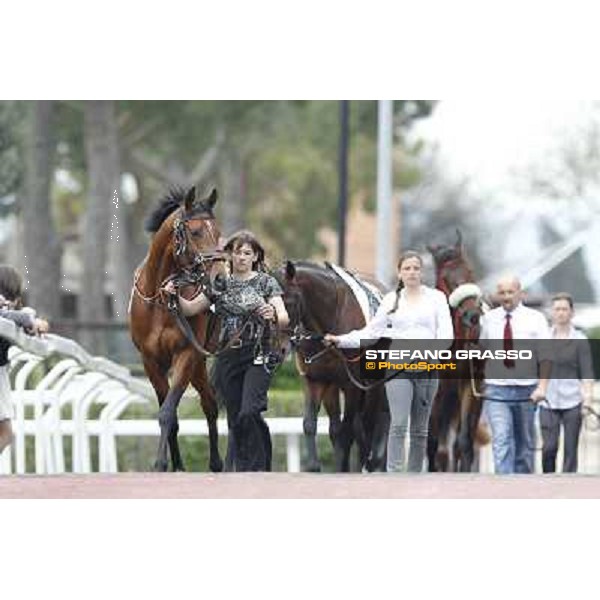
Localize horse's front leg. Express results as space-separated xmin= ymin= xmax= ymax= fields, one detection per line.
xmin=302 ymin=379 xmax=323 ymax=472
xmin=335 ymin=388 xmax=359 ymax=472
xmin=433 ymin=384 xmax=458 ymax=472
xmin=140 ymin=356 xmax=178 ymax=472
xmin=365 ymin=387 xmax=389 ymax=472
xmin=456 ymin=382 xmax=483 ymax=472
xmin=192 ymin=360 xmax=224 ymax=473
xmin=156 ymin=351 xmax=196 ymax=472
xmin=155 ymin=385 xmax=186 ymax=472
xmin=352 ymin=394 xmax=369 ymax=472
xmin=427 ymin=389 xmax=442 ymax=472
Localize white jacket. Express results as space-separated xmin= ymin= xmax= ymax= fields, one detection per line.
xmin=336 ymin=285 xmax=454 ymax=349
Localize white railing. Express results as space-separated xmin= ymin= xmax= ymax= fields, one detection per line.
xmin=2 ymin=315 xmax=599 ymax=475
xmin=0 ymin=317 xmax=152 ymax=475
xmin=0 ymin=316 xmax=330 ymax=474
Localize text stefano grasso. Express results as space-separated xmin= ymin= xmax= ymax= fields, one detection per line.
xmin=364 ymin=349 xmax=533 ymax=361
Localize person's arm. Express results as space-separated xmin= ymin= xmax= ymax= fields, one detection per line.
xmin=269 ymin=296 xmax=289 ymax=329
xmin=163 ymin=281 xmax=210 ymax=316
xmin=531 ymin=360 xmax=552 ymax=403
xmin=582 ymin=380 xmax=594 ymax=408
xmin=434 ymin=290 xmax=454 ymax=345
xmin=578 ymin=335 xmax=595 ymax=408
xmin=0 ymin=307 xmax=35 ymax=330
xmin=325 ymin=293 xmax=394 ymax=349
xmin=531 ymin=313 xmax=553 ymax=403
xmin=255 ymin=295 xmax=289 ymax=328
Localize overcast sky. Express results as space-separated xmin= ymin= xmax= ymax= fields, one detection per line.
xmin=413 ymin=99 xmax=600 ymax=196
xmin=408 ymin=100 xmax=600 ymax=301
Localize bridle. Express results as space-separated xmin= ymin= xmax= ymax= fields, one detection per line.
xmin=284 ymin=276 xmax=402 ymax=391
xmin=170 ymin=210 xmax=228 ymax=297
xmin=435 ymin=257 xmax=475 ymax=297
xmin=134 ymin=208 xmax=227 ymax=307
xmin=453 ymin=297 xmax=482 ymax=347
xmin=132 ymin=207 xmax=231 ymax=357
xmin=173 ymin=212 xmax=224 ymax=270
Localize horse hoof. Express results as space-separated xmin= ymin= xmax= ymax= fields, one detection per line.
xmin=210 ymin=457 xmax=224 ymax=473
xmin=153 ymin=460 xmax=168 ymax=472
xmin=304 ymin=462 xmax=321 ymax=473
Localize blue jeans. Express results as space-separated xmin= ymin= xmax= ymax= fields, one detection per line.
xmin=484 ymin=384 xmax=537 ymax=474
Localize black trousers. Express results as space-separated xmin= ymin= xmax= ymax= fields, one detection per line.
xmin=213 ymin=345 xmax=274 ymax=472
xmin=539 ymin=405 xmax=582 ymax=473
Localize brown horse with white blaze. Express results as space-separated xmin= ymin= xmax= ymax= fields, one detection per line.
xmin=129 ymin=186 xmax=227 ymax=472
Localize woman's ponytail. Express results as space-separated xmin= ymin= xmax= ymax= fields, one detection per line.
xmin=388 ymin=280 xmax=404 ymax=314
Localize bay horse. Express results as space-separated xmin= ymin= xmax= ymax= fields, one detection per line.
xmin=277 ymin=261 xmax=389 ymax=473
xmin=426 ymin=231 xmax=488 ymax=472
xmin=129 ymin=186 xmax=227 ymax=472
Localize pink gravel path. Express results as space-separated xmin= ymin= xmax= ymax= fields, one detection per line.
xmin=1 ymin=473 xmax=600 ymax=499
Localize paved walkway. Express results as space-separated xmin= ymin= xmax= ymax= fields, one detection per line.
xmin=2 ymin=473 xmax=600 ymax=498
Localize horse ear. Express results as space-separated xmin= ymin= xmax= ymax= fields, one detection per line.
xmin=184 ymin=186 xmax=196 ymax=213
xmin=285 ymin=260 xmax=296 ymax=281
xmin=206 ymin=188 xmax=218 ymax=209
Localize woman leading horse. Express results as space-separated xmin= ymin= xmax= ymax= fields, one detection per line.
xmin=325 ymin=251 xmax=454 ymax=473
xmin=166 ymin=230 xmax=289 ymax=472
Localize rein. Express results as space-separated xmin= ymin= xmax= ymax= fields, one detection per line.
xmin=132 ymin=207 xmax=231 ymax=357
xmin=288 ymin=273 xmax=401 ymax=392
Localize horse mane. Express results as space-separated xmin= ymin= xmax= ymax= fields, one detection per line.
xmin=292 ymin=260 xmax=337 ymax=277
xmin=144 ymin=187 xmax=215 ymax=233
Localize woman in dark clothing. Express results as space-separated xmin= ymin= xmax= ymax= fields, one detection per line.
xmin=165 ymin=231 xmax=289 ymax=471
xmin=541 ymin=293 xmax=594 ymax=473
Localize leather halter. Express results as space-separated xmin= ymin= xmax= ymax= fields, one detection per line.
xmin=285 ymin=269 xmax=400 ymax=391
xmin=132 ymin=208 xmax=228 ymax=357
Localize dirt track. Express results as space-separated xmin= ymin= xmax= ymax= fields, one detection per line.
xmin=1 ymin=472 xmax=600 ymax=498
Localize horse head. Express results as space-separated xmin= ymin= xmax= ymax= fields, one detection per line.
xmin=146 ymin=186 xmax=227 ymax=291
xmin=281 ymin=261 xmax=304 ymax=330
xmin=165 ymin=186 xmax=228 ymax=294
xmin=428 ymin=229 xmax=474 ymax=296
xmin=274 ymin=260 xmax=346 ymax=356
xmin=448 ymin=283 xmax=483 ymax=343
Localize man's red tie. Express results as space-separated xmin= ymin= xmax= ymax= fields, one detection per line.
xmin=504 ymin=313 xmax=515 ymax=368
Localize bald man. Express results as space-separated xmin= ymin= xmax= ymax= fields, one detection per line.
xmin=479 ymin=275 xmax=551 ymax=474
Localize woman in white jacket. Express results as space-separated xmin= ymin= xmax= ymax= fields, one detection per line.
xmin=325 ymin=251 xmax=453 ymax=472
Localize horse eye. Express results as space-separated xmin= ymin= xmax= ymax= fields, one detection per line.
xmin=191 ymin=230 xmax=203 ymax=238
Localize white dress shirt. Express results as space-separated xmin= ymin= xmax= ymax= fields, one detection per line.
xmin=480 ymin=302 xmax=550 ymax=386
xmin=336 ymin=285 xmax=454 ymax=348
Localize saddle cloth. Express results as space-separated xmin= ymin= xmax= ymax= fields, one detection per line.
xmin=326 ymin=263 xmax=384 ymax=325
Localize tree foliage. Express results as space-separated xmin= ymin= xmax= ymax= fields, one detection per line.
xmin=0 ymin=100 xmax=436 ymax=324
xmin=0 ymin=102 xmax=26 ymax=205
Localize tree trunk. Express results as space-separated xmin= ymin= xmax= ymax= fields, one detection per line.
xmin=219 ymin=150 xmax=246 ymax=236
xmin=81 ymin=101 xmax=124 ymax=350
xmin=23 ymin=101 xmax=61 ymax=320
